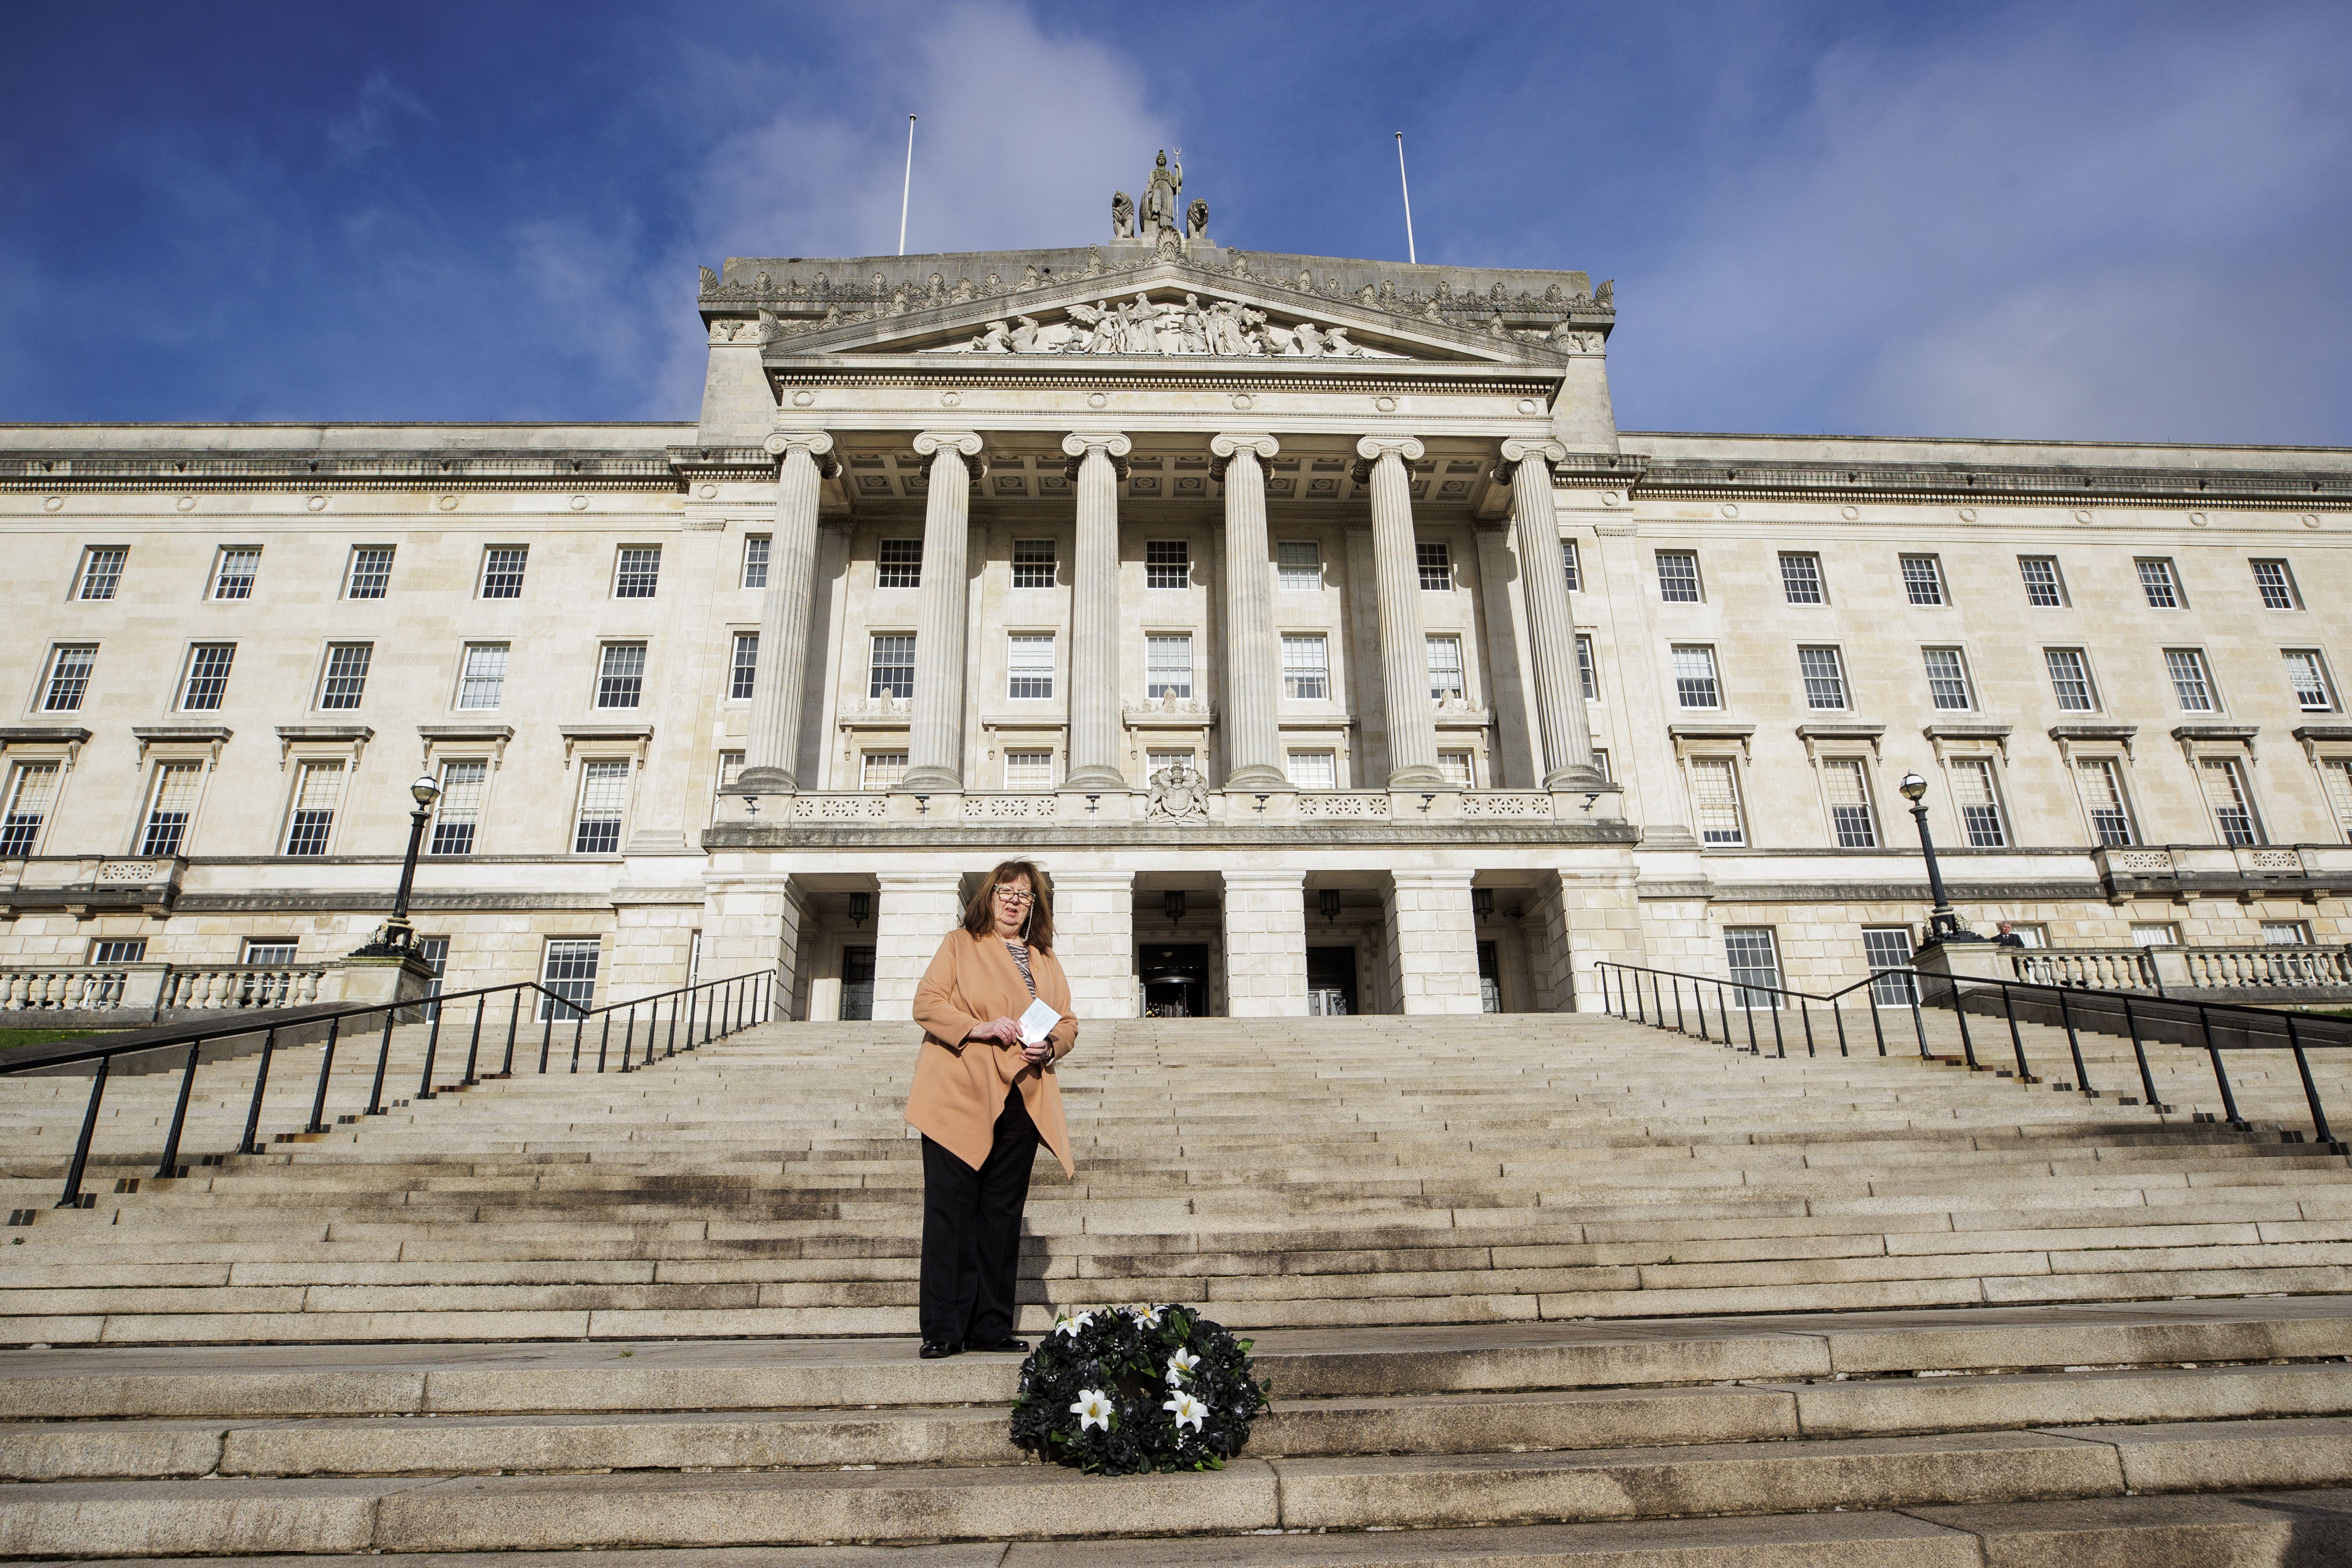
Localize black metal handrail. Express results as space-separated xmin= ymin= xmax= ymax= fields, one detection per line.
xmin=3 ymin=967 xmax=775 ymax=1210
xmin=1595 ymin=959 xmax=2352 ymax=1155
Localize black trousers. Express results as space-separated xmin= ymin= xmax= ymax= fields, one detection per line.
xmin=919 ymin=1086 xmax=1038 ymax=1346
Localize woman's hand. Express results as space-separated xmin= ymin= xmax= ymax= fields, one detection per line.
xmin=968 ymin=1016 xmax=1022 ymax=1046
xmin=1020 ymin=1038 xmax=1054 ymax=1067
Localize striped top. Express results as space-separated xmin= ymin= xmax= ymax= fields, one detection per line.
xmin=1003 ymin=940 xmax=1037 ymax=996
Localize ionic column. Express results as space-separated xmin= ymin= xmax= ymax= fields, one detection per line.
xmin=1060 ymin=430 xmax=1131 ymax=791
xmin=1211 ymin=434 xmax=1287 ymax=789
xmin=1356 ymin=434 xmax=1444 ymax=788
xmin=740 ymin=431 xmax=835 ymax=790
xmin=1498 ymin=437 xmax=1600 ymax=787
xmin=902 ymin=430 xmax=982 ymax=792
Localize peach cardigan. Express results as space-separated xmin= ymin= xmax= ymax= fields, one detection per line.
xmin=907 ymin=928 xmax=1080 ymax=1176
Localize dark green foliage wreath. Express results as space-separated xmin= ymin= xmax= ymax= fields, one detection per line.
xmin=1009 ymin=1304 xmax=1272 ymax=1475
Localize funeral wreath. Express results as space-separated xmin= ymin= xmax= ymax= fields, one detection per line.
xmin=1010 ymin=1303 xmax=1272 ymax=1475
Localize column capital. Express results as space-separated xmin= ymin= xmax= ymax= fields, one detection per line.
xmin=1209 ymin=433 xmax=1279 ymax=460
xmin=762 ymin=428 xmax=835 ymax=458
xmin=1497 ymin=436 xmax=1569 ymax=471
xmin=1355 ymin=434 xmax=1426 ymax=464
xmin=912 ymin=429 xmax=984 ymax=460
xmin=1060 ymin=430 xmax=1133 ymax=459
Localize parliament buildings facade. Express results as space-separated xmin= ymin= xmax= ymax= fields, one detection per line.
xmin=6 ymin=201 xmax=2351 ymax=1022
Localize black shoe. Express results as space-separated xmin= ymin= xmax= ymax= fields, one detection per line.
xmin=918 ymin=1340 xmax=964 ymax=1359
xmin=969 ymin=1336 xmax=1029 ymax=1354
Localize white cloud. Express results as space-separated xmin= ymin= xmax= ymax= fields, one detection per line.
xmin=327 ymin=73 xmax=431 ymax=166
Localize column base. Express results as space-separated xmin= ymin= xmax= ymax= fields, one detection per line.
xmin=1223 ymin=764 xmax=1290 ymax=791
xmin=896 ymin=767 xmax=963 ymax=793
xmin=735 ymin=766 xmax=798 ymax=792
xmin=1060 ymin=766 xmax=1129 ymax=791
xmin=1386 ymin=764 xmax=1449 ymax=789
xmin=1542 ymin=764 xmax=1608 ymax=791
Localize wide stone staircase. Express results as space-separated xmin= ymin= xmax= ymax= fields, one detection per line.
xmin=2 ymin=1009 xmax=2350 ymax=1561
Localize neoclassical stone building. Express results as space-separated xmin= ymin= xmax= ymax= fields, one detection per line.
xmin=6 ymin=189 xmax=2352 ymax=1021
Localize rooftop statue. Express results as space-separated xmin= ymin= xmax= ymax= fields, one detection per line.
xmin=1138 ymin=150 xmax=1182 ymax=240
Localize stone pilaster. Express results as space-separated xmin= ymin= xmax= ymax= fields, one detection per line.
xmin=1046 ymin=869 xmax=1135 ymax=1020
xmin=872 ymin=871 xmax=966 ymax=1021
xmin=1060 ymin=431 xmax=1131 ymax=791
xmin=696 ymin=871 xmax=808 ymax=1016
xmin=1498 ymin=438 xmax=1600 ymax=789
xmin=1222 ymin=869 xmax=1309 ymax=1016
xmin=1210 ymin=434 xmax=1286 ymax=790
xmin=741 ymin=431 xmax=835 ymax=790
xmin=1385 ymin=868 xmax=1483 ymax=1014
xmin=1356 ymin=434 xmax=1444 ymax=787
xmin=902 ymin=431 xmax=983 ymax=792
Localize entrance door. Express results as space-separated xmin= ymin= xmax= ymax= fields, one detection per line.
xmin=1306 ymin=946 xmax=1357 ymax=1016
xmin=841 ymin=946 xmax=876 ymax=1021
xmin=1477 ymin=940 xmax=1502 ymax=1014
xmin=1139 ymin=942 xmax=1209 ymax=1017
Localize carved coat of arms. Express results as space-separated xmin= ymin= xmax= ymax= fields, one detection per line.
xmin=1146 ymin=761 xmax=1209 ymax=823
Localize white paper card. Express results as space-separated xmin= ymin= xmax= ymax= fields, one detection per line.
xmin=1018 ymin=997 xmax=1062 ymax=1045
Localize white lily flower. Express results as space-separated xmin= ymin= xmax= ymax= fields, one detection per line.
xmin=1167 ymin=1347 xmax=1202 ymax=1380
xmin=1069 ymin=1388 xmax=1113 ymax=1432
xmin=1163 ymin=1390 xmax=1207 ymax=1431
xmin=1131 ymin=1303 xmax=1163 ymax=1328
xmin=1054 ymin=1310 xmax=1095 ymax=1337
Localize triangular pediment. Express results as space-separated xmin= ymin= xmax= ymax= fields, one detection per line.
xmin=731 ymin=256 xmax=1598 ymax=367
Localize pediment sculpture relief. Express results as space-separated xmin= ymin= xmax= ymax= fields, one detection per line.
xmin=936 ymin=292 xmax=1394 ymax=359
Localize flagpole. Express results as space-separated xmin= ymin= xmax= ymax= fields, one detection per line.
xmin=898 ymin=115 xmax=916 ymax=257
xmin=1394 ymin=131 xmax=1417 ymax=264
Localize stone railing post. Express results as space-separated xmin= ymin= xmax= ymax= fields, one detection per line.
xmin=902 ymin=430 xmax=983 ymax=792
xmin=1356 ymin=435 xmax=1443 ymax=787
xmin=1211 ymin=434 xmax=1287 ymax=790
xmin=1497 ymin=438 xmax=1601 ymax=788
xmin=1061 ymin=431 xmax=1131 ymax=791
xmin=741 ymin=430 xmax=835 ymax=790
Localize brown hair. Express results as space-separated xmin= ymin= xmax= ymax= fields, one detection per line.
xmin=961 ymin=859 xmax=1053 ymax=952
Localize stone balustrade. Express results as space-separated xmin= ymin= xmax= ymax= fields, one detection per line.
xmin=1 ymin=961 xmax=330 ymax=1020
xmin=721 ymin=787 xmax=1622 ymax=831
xmin=2006 ymin=942 xmax=2352 ymax=997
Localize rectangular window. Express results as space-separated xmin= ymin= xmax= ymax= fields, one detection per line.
xmin=2323 ymin=759 xmax=2352 ymax=842
xmin=42 ymin=645 xmax=96 ymax=712
xmin=2045 ymin=648 xmax=2097 ymax=712
xmin=1949 ymin=757 xmax=2007 ymax=847
xmin=91 ymin=939 xmax=148 ymax=965
xmin=716 ymin=751 xmax=744 ymax=794
xmin=1438 ymin=749 xmax=1473 ymax=787
xmin=2078 ymin=758 xmax=2136 ymax=846
xmin=1286 ymin=750 xmax=1336 ymax=790
xmin=2166 ymin=648 xmax=2216 ymax=712
xmin=1004 ymin=750 xmax=1054 ymax=790
xmin=1010 ymin=634 xmax=1058 ymax=699
xmin=572 ymin=760 xmax=630 ymax=853
xmin=1672 ymin=645 xmax=1720 ymax=709
xmin=729 ymin=632 xmax=759 ymax=701
xmin=2284 ymin=650 xmax=2335 ymax=712
xmin=2132 ymin=923 xmax=2181 ymax=948
xmin=1900 ymin=555 xmax=1945 ymax=606
xmin=2251 ymin=559 xmax=2299 ymax=610
xmin=869 ymin=634 xmax=915 ymax=699
xmin=1559 ymin=539 xmax=1581 ymax=592
xmin=539 ymin=937 xmax=599 ymax=1021
xmin=77 ymin=546 xmax=127 ymax=601
xmin=1427 ymin=634 xmax=1464 ymax=701
xmin=241 ymin=940 xmax=299 ymax=967
xmin=140 ymin=761 xmax=204 ymax=856
xmin=1922 ymin=647 xmax=1973 ymax=711
xmin=1417 ymin=540 xmax=1452 ymax=591
xmin=2263 ymin=920 xmax=2312 ymax=946
xmin=1821 ymin=757 xmax=1879 ymax=847
xmin=875 ymin=539 xmax=922 ymax=588
xmin=2019 ymin=556 xmax=2067 ymax=607
xmin=430 ymin=758 xmax=488 ymax=855
xmin=1282 ymin=635 xmax=1329 ymax=701
xmin=457 ymin=644 xmax=508 ymax=710
xmin=1012 ymin=538 xmax=1056 ymax=589
xmin=344 ymin=547 xmax=393 ymax=600
xmin=211 ymin=547 xmax=260 ymax=601
xmin=282 ymin=761 xmax=344 ymax=855
xmin=1798 ymin=647 xmax=1848 ymax=710
xmin=319 ymin=643 xmax=371 ymax=710
xmin=1724 ymin=927 xmax=1781 ymax=1008
xmin=1577 ymin=634 xmax=1598 ymax=701
xmin=1146 ymin=748 xmax=1195 ymax=779
xmin=2136 ymin=558 xmax=2182 ymax=608
xmin=479 ymin=546 xmax=527 ymax=599
xmin=2198 ymin=755 xmax=2262 ymax=845
xmin=860 ymin=751 xmax=908 ymax=791
xmin=180 ymin=644 xmax=234 ymax=711
xmin=1144 ymin=634 xmax=1189 ymax=700
xmin=1592 ymin=747 xmax=1611 ymax=781
xmin=595 ymin=643 xmax=646 ymax=709
xmin=1277 ymin=540 xmax=1320 ymax=591
xmin=1779 ymin=553 xmax=1824 ymax=604
xmin=1 ymin=761 xmax=60 ymax=857
xmin=1864 ymin=927 xmax=1918 ymax=1008
xmin=613 ymin=546 xmax=661 ymax=599
xmin=1656 ymin=550 xmax=1701 ymax=603
xmin=1146 ymin=539 xmax=1191 ymax=589
xmin=1689 ymin=756 xmax=1744 ymax=845
xmin=741 ymin=536 xmax=770 ymax=589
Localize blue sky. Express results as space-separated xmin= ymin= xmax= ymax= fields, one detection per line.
xmin=4 ymin=0 xmax=2346 ymax=444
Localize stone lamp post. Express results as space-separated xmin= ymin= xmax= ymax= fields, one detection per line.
xmin=1899 ymin=771 xmax=1977 ymax=942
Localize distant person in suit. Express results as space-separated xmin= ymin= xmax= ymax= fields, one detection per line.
xmin=906 ymin=860 xmax=1078 ymax=1360
xmin=1993 ymin=921 xmax=2027 ymax=948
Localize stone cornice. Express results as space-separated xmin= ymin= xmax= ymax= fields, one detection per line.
xmin=1 ymin=449 xmax=680 ymax=494
xmin=1624 ymin=456 xmax=2351 ymax=509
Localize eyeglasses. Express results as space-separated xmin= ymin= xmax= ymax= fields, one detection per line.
xmin=994 ymin=887 xmax=1034 ymax=905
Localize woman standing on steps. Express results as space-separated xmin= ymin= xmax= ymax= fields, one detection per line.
xmin=907 ymin=859 xmax=1080 ymax=1360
